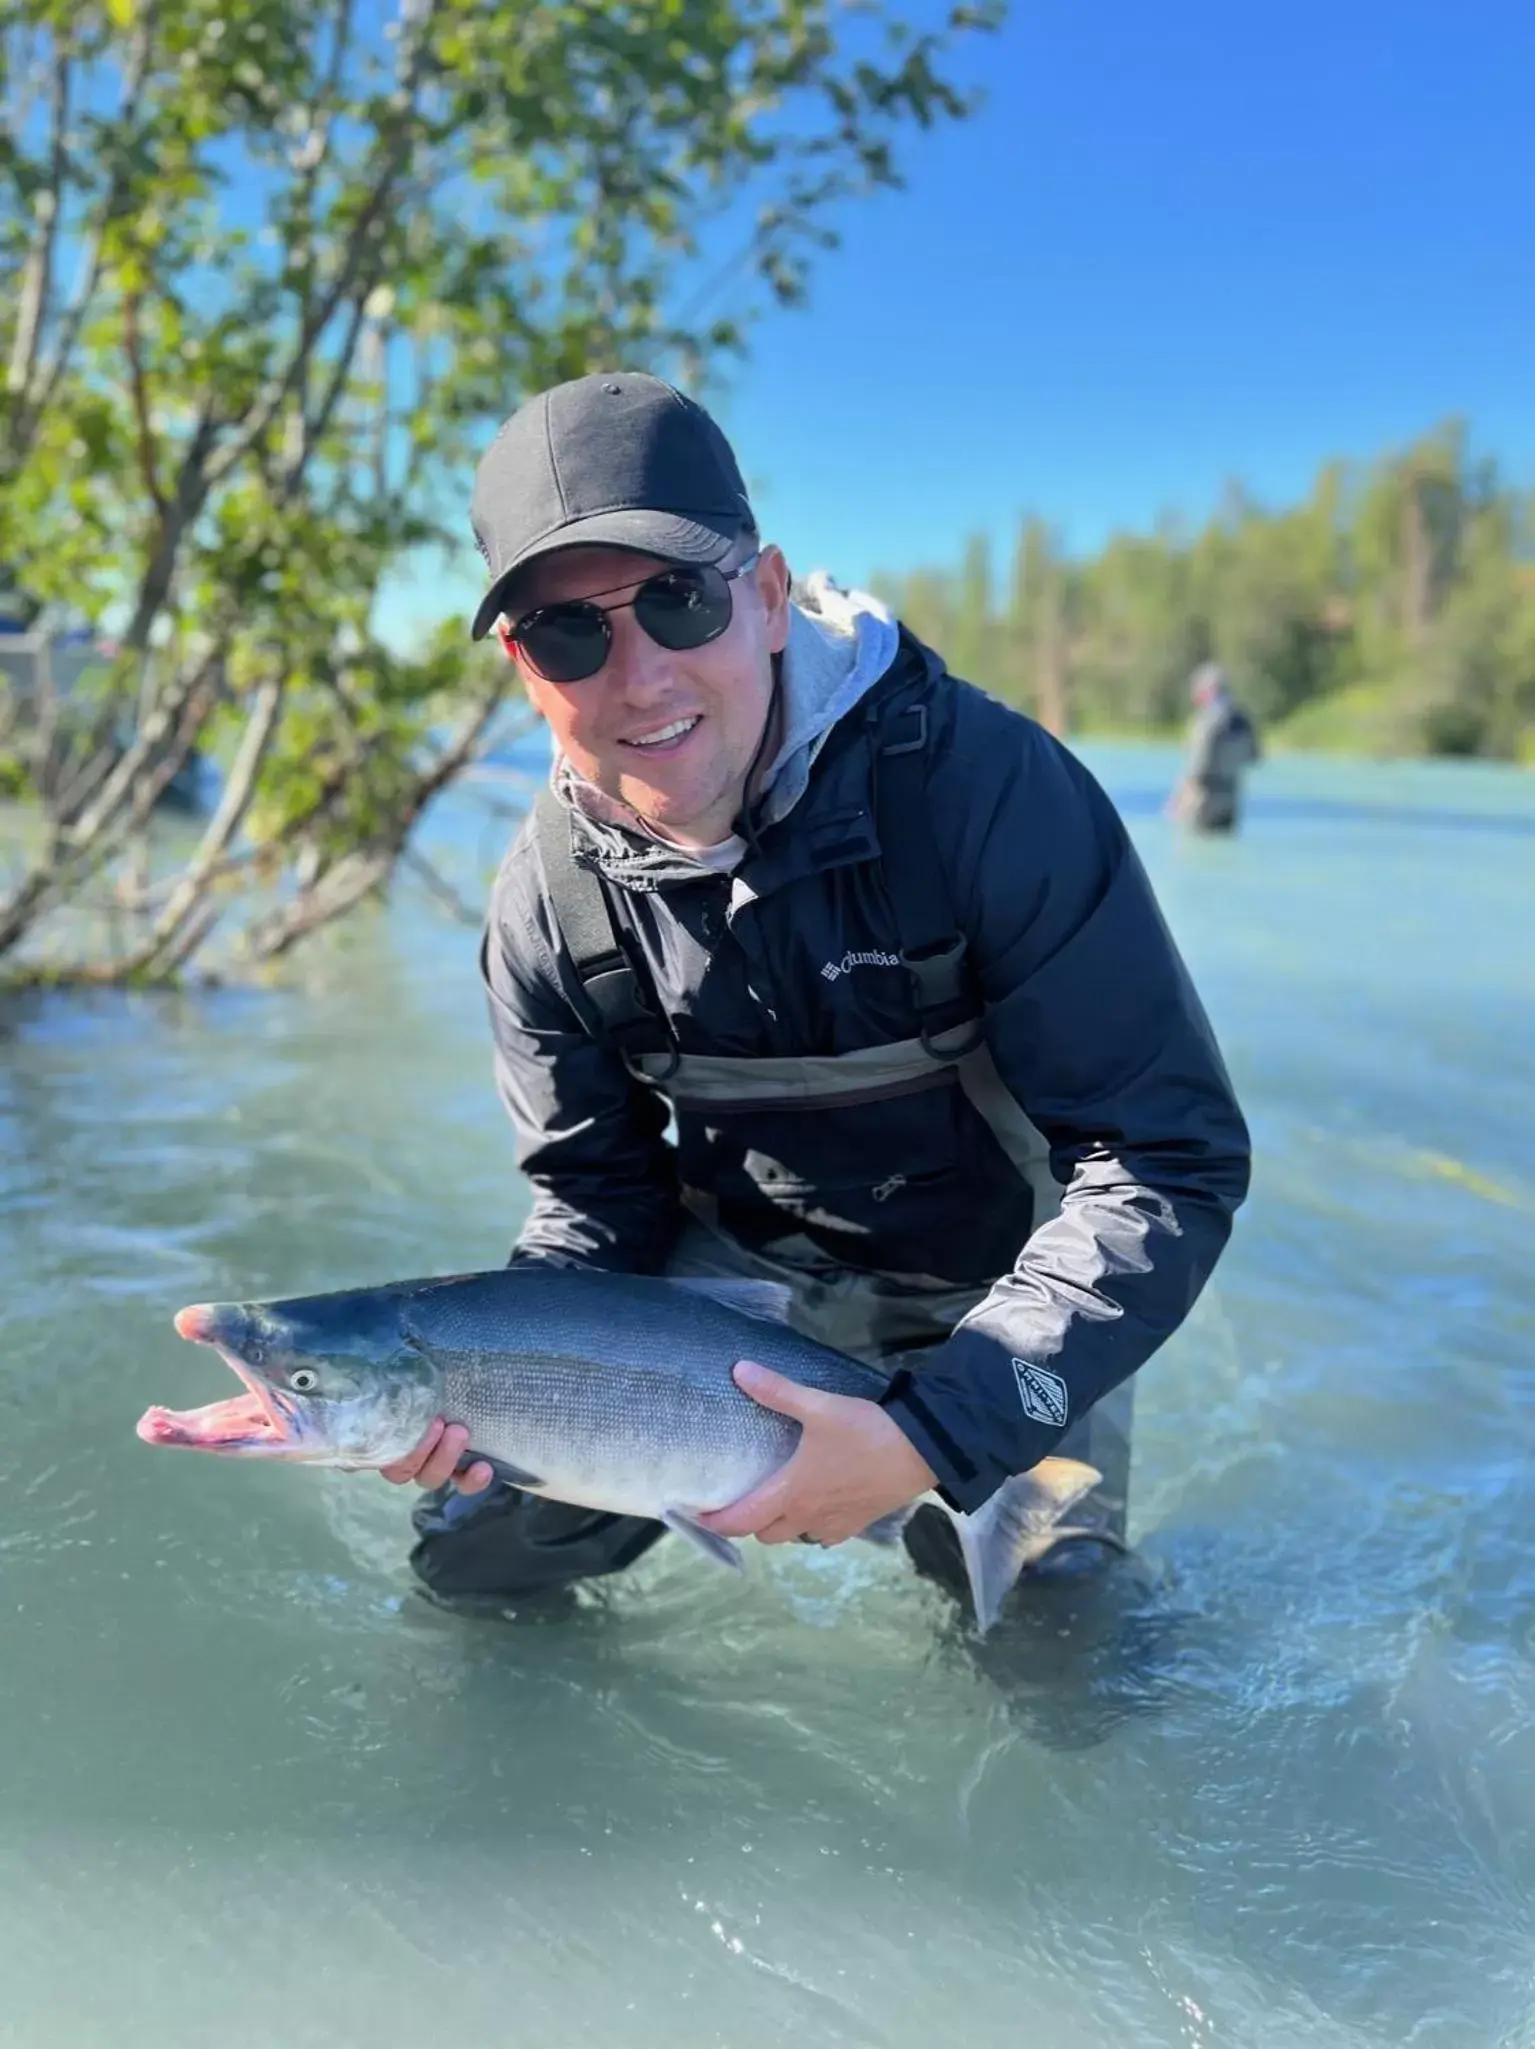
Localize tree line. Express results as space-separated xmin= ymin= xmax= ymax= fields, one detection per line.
xmin=871 ymin=421 xmax=1535 ymax=762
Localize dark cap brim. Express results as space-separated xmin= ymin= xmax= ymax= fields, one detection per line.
xmin=470 ymin=508 xmax=739 ymax=641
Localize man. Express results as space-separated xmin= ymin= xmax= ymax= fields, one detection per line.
xmin=1168 ymin=661 xmax=1262 ymax=834
xmin=383 ymin=371 xmax=1251 ymax=1617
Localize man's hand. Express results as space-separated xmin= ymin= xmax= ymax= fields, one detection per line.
xmin=696 ymin=1361 xmax=936 ymax=1547
xmin=379 ymin=1418 xmax=495 ymax=1495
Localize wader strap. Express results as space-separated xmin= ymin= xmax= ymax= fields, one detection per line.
xmin=625 ymin=1035 xmax=959 ymax=1108
xmin=870 ymin=691 xmax=983 ymax=1059
xmin=532 ymin=789 xmax=677 ymax=1068
xmin=628 ymin=1037 xmax=1062 ymax=1229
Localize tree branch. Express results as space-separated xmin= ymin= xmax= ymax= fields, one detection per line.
xmin=293 ymin=0 xmax=355 ymax=347
xmin=8 ymin=11 xmax=155 ymax=463
xmin=63 ymin=635 xmax=225 ymax=848
xmin=118 ymin=407 xmax=221 ymax=656
xmin=399 ymin=843 xmax=479 ymax=924
xmin=207 ymin=177 xmax=404 ymax=490
xmin=368 ymin=318 xmax=390 ymax=500
xmin=0 ymin=643 xmax=221 ymax=961
xmin=292 ymin=283 xmax=371 ymax=488
xmin=135 ymin=671 xmax=285 ymax=969
xmin=235 ymin=674 xmax=504 ymax=968
xmin=412 ymin=687 xmax=506 ymax=809
xmin=241 ymin=844 xmax=393 ymax=962
xmin=124 ymin=290 xmax=168 ymax=519
xmin=206 ymin=0 xmax=441 ymax=494
xmin=5 ymin=44 xmax=70 ymax=419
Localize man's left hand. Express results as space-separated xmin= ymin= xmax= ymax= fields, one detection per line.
xmin=696 ymin=1360 xmax=936 ymax=1547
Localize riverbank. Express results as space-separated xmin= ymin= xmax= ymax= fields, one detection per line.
xmin=1032 ymin=708 xmax=1534 ymax=766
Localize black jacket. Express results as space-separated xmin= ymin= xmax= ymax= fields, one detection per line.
xmin=480 ymin=630 xmax=1251 ymax=1511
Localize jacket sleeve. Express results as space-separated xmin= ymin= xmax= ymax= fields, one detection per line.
xmin=879 ymin=692 xmax=1252 ymax=1512
xmin=481 ymin=844 xmax=683 ymax=1274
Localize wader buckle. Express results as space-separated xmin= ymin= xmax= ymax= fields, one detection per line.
xmin=903 ymin=938 xmax=985 ymax=1060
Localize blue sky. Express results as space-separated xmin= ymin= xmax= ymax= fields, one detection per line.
xmin=382 ymin=0 xmax=1533 ymax=641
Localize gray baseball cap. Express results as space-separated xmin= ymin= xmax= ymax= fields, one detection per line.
xmin=469 ymin=371 xmax=755 ymax=640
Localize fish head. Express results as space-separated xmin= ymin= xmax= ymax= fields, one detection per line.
xmin=139 ymin=1286 xmax=441 ymax=1466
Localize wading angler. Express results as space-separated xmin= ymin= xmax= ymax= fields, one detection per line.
xmin=148 ymin=371 xmax=1253 ymax=1631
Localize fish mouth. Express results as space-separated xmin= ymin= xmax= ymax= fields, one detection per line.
xmin=136 ymin=1305 xmax=300 ymax=1456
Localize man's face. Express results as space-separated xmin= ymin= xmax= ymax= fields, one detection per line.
xmin=496 ymin=543 xmax=792 ymax=847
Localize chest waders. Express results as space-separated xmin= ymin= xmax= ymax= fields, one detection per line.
xmin=409 ymin=686 xmax=1130 ymax=1610
xmin=1190 ymin=708 xmax=1257 ymax=834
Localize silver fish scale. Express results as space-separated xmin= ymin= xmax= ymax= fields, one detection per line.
xmin=407 ymin=1269 xmax=887 ymax=1521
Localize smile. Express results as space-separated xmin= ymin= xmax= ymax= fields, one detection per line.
xmin=622 ymin=716 xmax=701 ymax=751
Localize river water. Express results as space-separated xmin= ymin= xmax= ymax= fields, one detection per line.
xmin=1 ymin=743 xmax=1532 ymax=2048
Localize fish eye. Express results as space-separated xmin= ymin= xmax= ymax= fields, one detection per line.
xmin=288 ymin=1368 xmax=320 ymax=1393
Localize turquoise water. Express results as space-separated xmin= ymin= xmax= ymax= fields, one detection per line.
xmin=1 ymin=744 xmax=1532 ymax=2047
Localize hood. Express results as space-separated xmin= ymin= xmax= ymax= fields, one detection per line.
xmin=551 ymin=573 xmax=898 ymax=885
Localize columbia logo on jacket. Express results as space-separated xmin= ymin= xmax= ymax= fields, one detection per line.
xmin=820 ymin=948 xmax=901 ymax=982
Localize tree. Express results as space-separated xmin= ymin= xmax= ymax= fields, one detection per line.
xmin=0 ymin=0 xmax=1001 ymax=983
xmin=1192 ymin=470 xmax=1351 ymax=724
xmin=860 ymin=418 xmax=1533 ymax=760
xmin=1004 ymin=514 xmax=1071 ymax=732
xmin=1071 ymin=526 xmax=1204 ymax=733
xmin=1397 ymin=493 xmax=1535 ymax=758
xmin=1350 ymin=423 xmax=1473 ymax=675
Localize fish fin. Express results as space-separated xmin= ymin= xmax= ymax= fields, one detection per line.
xmin=661 ymin=1507 xmax=745 ymax=1572
xmin=480 ymin=1457 xmax=544 ymax=1492
xmin=858 ymin=1507 xmax=916 ymax=1548
xmin=667 ymin=1278 xmax=794 ymax=1324
xmin=945 ymin=1457 xmax=1102 ymax=1635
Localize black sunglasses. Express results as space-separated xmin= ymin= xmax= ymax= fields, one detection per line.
xmin=506 ymin=552 xmax=761 ymax=684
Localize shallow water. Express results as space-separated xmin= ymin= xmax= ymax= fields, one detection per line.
xmin=2 ymin=744 xmax=1532 ymax=2048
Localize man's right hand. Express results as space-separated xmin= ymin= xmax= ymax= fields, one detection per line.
xmin=379 ymin=1418 xmax=495 ymax=1495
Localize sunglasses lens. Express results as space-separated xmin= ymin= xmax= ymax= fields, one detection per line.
xmin=634 ymin=565 xmax=732 ymax=650
xmin=517 ymin=605 xmax=610 ymax=683
xmin=512 ymin=561 xmax=742 ymax=680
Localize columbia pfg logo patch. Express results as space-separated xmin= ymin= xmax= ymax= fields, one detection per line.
xmin=1012 ymin=1359 xmax=1069 ymax=1428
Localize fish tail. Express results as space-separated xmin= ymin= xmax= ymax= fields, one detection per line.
xmin=946 ymin=1457 xmax=1102 ymax=1634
